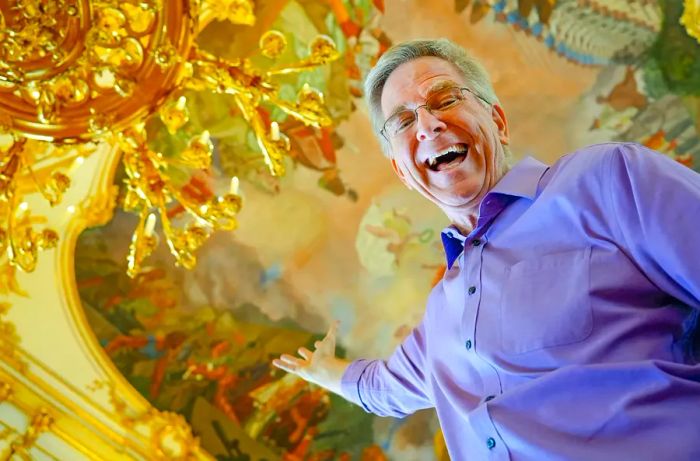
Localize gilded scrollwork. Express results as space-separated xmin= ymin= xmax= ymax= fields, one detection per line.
xmin=0 ymin=407 xmax=53 ymax=460
xmin=0 ymin=381 xmax=12 ymax=403
xmin=0 ymin=303 xmax=26 ymax=372
xmin=88 ymin=379 xmax=203 ymax=460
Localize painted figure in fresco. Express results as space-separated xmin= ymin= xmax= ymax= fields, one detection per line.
xmin=274 ymin=39 xmax=700 ymax=460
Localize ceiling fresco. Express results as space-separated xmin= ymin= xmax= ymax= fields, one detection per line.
xmin=75 ymin=0 xmax=700 ymax=459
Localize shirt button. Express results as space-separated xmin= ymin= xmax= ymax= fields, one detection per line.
xmin=465 ymin=340 xmax=472 ymax=350
xmin=485 ymin=395 xmax=495 ymax=402
xmin=468 ymin=286 xmax=476 ymax=295
xmin=486 ymin=437 xmax=496 ymax=450
xmin=472 ymin=239 xmax=481 ymax=247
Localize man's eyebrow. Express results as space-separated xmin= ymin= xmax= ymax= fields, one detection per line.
xmin=425 ymin=80 xmax=459 ymax=94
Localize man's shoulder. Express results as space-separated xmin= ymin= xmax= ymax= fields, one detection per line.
xmin=537 ymin=142 xmax=615 ymax=192
xmin=543 ymin=142 xmax=654 ymax=190
xmin=552 ymin=141 xmax=632 ymax=170
xmin=553 ymin=141 xmax=681 ymax=181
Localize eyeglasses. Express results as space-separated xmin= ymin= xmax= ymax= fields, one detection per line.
xmin=380 ymin=86 xmax=490 ymax=141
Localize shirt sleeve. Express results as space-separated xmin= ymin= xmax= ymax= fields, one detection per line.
xmin=606 ymin=143 xmax=700 ymax=309
xmin=339 ymin=318 xmax=433 ymax=418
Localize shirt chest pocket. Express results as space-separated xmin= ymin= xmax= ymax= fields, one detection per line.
xmin=499 ymin=247 xmax=593 ymax=354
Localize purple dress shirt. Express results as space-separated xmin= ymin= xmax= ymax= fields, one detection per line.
xmin=341 ymin=143 xmax=700 ymax=460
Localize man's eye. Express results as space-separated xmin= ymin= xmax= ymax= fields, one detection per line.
xmin=395 ymin=114 xmax=415 ymax=131
xmin=433 ymin=97 xmax=459 ymax=110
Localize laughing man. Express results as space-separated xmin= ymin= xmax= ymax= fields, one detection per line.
xmin=273 ymin=39 xmax=700 ymax=460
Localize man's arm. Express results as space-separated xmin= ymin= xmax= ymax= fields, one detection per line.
xmin=273 ymin=319 xmax=433 ymax=418
xmin=606 ymin=144 xmax=700 ymax=307
xmin=340 ymin=320 xmax=433 ymax=417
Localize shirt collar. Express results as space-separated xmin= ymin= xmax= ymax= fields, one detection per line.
xmin=440 ymin=156 xmax=549 ymax=269
xmin=441 ymin=227 xmax=466 ymax=270
xmin=488 ymin=155 xmax=549 ymax=200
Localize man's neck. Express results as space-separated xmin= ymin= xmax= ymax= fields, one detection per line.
xmin=443 ymin=158 xmax=512 ymax=236
xmin=449 ymin=213 xmax=478 ymax=236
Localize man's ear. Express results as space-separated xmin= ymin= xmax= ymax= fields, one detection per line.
xmin=491 ymin=103 xmax=510 ymax=146
xmin=390 ymin=158 xmax=412 ymax=190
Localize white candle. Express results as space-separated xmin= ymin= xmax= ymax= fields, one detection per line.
xmin=144 ymin=213 xmax=156 ymax=236
xmin=175 ymin=95 xmax=187 ymax=111
xmin=199 ymin=130 xmax=210 ymax=144
xmin=229 ymin=176 xmax=239 ymax=195
xmin=270 ymin=121 xmax=280 ymax=141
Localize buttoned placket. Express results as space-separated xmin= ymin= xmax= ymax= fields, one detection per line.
xmin=459 ymin=198 xmax=510 ymax=459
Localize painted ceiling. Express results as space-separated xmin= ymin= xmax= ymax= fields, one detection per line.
xmin=75 ymin=0 xmax=700 ymax=459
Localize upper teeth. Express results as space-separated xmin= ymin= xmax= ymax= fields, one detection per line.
xmin=428 ymin=144 xmax=468 ymax=167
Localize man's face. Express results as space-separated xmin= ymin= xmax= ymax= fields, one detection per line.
xmin=381 ymin=56 xmax=510 ymax=216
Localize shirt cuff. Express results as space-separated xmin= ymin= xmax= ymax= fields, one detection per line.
xmin=340 ymin=359 xmax=373 ymax=412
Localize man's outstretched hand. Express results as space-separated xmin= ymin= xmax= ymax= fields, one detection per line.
xmin=272 ymin=321 xmax=350 ymax=396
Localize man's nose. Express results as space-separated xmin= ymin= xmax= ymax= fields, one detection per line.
xmin=415 ymin=107 xmax=446 ymax=142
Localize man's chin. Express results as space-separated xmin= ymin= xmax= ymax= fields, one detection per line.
xmin=432 ymin=192 xmax=480 ymax=210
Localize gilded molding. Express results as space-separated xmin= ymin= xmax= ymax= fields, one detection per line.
xmin=0 ymin=380 xmax=12 ymax=403
xmin=0 ymin=408 xmax=53 ymax=460
xmin=0 ymin=357 xmax=139 ymax=460
xmin=0 ymin=302 xmax=26 ymax=372
xmin=89 ymin=380 xmax=204 ymax=460
xmin=144 ymin=410 xmax=202 ymax=461
xmin=0 ymin=425 xmax=12 ymax=443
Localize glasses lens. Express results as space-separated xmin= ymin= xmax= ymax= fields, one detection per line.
xmin=386 ymin=111 xmax=417 ymax=137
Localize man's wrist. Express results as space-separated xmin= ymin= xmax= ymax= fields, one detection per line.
xmin=317 ymin=357 xmax=351 ymax=396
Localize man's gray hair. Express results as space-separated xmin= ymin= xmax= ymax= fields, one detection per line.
xmin=364 ymin=38 xmax=499 ymax=157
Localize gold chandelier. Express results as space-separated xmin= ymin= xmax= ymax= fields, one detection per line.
xmin=0 ymin=0 xmax=339 ymax=279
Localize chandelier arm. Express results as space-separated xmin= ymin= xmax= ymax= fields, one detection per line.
xmin=166 ymin=187 xmax=215 ymax=227
xmin=158 ymin=203 xmax=197 ymax=269
xmin=233 ymin=94 xmax=285 ymax=176
xmin=265 ymin=60 xmax=326 ymax=76
xmin=264 ymin=96 xmax=323 ymax=129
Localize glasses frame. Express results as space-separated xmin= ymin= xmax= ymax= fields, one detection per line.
xmin=380 ymin=86 xmax=491 ymax=142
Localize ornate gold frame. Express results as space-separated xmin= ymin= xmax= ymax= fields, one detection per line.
xmin=0 ymin=142 xmax=211 ymax=460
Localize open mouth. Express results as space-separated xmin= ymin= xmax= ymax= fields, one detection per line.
xmin=426 ymin=143 xmax=469 ymax=171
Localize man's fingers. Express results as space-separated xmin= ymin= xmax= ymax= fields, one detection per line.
xmin=298 ymin=347 xmax=313 ymax=360
xmin=272 ymin=359 xmax=297 ymax=374
xmin=273 ymin=353 xmax=308 ymax=373
xmin=279 ymin=353 xmax=301 ymax=365
xmin=314 ymin=321 xmax=340 ymax=352
xmin=321 ymin=320 xmax=340 ymax=343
